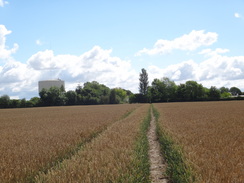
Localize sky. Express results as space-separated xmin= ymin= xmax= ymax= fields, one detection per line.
xmin=0 ymin=0 xmax=244 ymax=99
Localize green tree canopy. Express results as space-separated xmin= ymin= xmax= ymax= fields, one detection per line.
xmin=219 ymin=87 xmax=229 ymax=94
xmin=75 ymin=81 xmax=110 ymax=105
xmin=208 ymin=86 xmax=221 ymax=100
xmin=0 ymin=95 xmax=10 ymax=108
xmin=39 ymin=86 xmax=66 ymax=106
xmin=139 ymin=68 xmax=149 ymax=95
xmin=184 ymin=81 xmax=205 ymax=101
xmin=229 ymin=87 xmax=242 ymax=96
xmin=150 ymin=78 xmax=165 ymax=102
xmin=149 ymin=77 xmax=177 ymax=102
xmin=66 ymin=90 xmax=77 ymax=105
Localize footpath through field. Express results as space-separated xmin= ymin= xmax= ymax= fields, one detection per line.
xmin=148 ymin=108 xmax=168 ymax=183
xmin=35 ymin=104 xmax=150 ymax=182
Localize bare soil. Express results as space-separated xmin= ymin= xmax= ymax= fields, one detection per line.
xmin=148 ymin=109 xmax=168 ymax=183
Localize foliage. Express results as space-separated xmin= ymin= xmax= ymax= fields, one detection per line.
xmin=230 ymin=86 xmax=242 ymax=96
xmin=208 ymin=86 xmax=221 ymax=100
xmin=129 ymin=93 xmax=148 ymax=103
xmin=0 ymin=95 xmax=41 ymax=108
xmin=219 ymin=87 xmax=229 ymax=94
xmin=114 ymin=88 xmax=127 ymax=102
xmin=39 ymin=86 xmax=67 ymax=106
xmin=76 ymin=81 xmax=110 ymax=105
xmin=29 ymin=97 xmax=41 ymax=107
xmin=149 ymin=77 xmax=177 ymax=102
xmin=0 ymin=95 xmax=10 ymax=108
xmin=134 ymin=78 xmax=242 ymax=103
xmin=139 ymin=68 xmax=149 ymax=95
xmin=1 ymin=71 xmax=244 ymax=108
xmin=221 ymin=92 xmax=231 ymax=98
xmin=185 ymin=81 xmax=205 ymax=101
xmin=65 ymin=90 xmax=77 ymax=105
xmin=109 ymin=89 xmax=118 ymax=104
xmin=150 ymin=78 xmax=166 ymax=102
xmin=109 ymin=88 xmax=128 ymax=104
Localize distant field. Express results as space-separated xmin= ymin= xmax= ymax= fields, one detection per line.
xmin=0 ymin=104 xmax=142 ymax=182
xmin=1 ymin=101 xmax=243 ymax=182
xmin=154 ymin=101 xmax=244 ymax=183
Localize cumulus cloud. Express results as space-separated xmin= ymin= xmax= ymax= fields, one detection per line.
xmin=148 ymin=50 xmax=244 ymax=90
xmin=1 ymin=25 xmax=244 ymax=99
xmin=136 ymin=30 xmax=218 ymax=56
xmin=1 ymin=27 xmax=135 ymax=98
xmin=0 ymin=25 xmax=19 ymax=61
xmin=27 ymin=46 xmax=137 ymax=87
xmin=199 ymin=48 xmax=229 ymax=57
xmin=148 ymin=60 xmax=199 ymax=83
xmin=0 ymin=60 xmax=40 ymax=98
xmin=1 ymin=46 xmax=138 ymax=99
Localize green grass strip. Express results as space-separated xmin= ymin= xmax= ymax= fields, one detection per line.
xmin=117 ymin=106 xmax=151 ymax=183
xmin=120 ymin=107 xmax=136 ymax=120
xmin=152 ymin=105 xmax=195 ymax=183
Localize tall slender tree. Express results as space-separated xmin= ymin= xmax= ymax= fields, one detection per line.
xmin=139 ymin=68 xmax=149 ymax=95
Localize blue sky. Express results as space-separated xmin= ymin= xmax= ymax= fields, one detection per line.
xmin=1 ymin=0 xmax=244 ymax=99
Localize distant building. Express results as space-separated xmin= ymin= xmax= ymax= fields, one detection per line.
xmin=38 ymin=79 xmax=65 ymax=93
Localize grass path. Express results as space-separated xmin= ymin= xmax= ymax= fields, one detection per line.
xmin=148 ymin=108 xmax=168 ymax=183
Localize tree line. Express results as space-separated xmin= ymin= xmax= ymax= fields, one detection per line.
xmin=0 ymin=81 xmax=132 ymax=108
xmin=0 ymin=68 xmax=243 ymax=108
xmin=132 ymin=68 xmax=244 ymax=103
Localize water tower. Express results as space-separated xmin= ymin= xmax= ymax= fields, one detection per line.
xmin=38 ymin=79 xmax=65 ymax=93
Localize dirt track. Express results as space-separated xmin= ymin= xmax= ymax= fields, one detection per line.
xmin=148 ymin=109 xmax=168 ymax=183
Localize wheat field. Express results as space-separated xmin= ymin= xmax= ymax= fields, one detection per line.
xmin=2 ymin=101 xmax=242 ymax=182
xmin=0 ymin=104 xmax=141 ymax=182
xmin=154 ymin=101 xmax=244 ymax=183
xmin=35 ymin=104 xmax=150 ymax=183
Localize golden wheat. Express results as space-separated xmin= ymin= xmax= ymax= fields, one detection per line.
xmin=0 ymin=104 xmax=141 ymax=182
xmin=35 ymin=104 xmax=150 ymax=183
xmin=154 ymin=101 xmax=244 ymax=183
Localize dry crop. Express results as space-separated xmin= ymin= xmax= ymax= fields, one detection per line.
xmin=35 ymin=104 xmax=150 ymax=183
xmin=0 ymin=104 xmax=141 ymax=183
xmin=154 ymin=101 xmax=244 ymax=183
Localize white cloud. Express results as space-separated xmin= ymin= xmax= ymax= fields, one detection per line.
xmin=0 ymin=60 xmax=40 ymax=99
xmin=199 ymin=48 xmax=229 ymax=57
xmin=1 ymin=25 xmax=244 ymax=99
xmin=0 ymin=0 xmax=8 ymax=7
xmin=148 ymin=50 xmax=244 ymax=90
xmin=34 ymin=46 xmax=138 ymax=91
xmin=148 ymin=60 xmax=199 ymax=83
xmin=136 ymin=30 xmax=218 ymax=56
xmin=0 ymin=0 xmax=4 ymax=7
xmin=1 ymin=46 xmax=138 ymax=99
xmin=0 ymin=25 xmax=19 ymax=61
xmin=234 ymin=13 xmax=241 ymax=18
xmin=27 ymin=49 xmax=55 ymax=70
